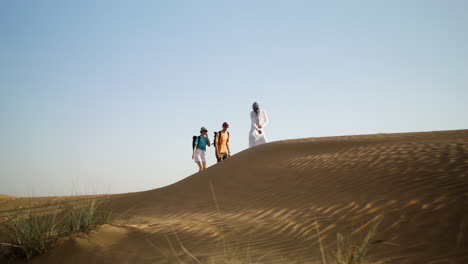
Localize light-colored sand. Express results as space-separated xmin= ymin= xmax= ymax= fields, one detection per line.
xmin=2 ymin=130 xmax=468 ymax=263
xmin=0 ymin=194 xmax=15 ymax=199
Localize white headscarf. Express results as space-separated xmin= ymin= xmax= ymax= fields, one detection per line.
xmin=252 ymin=102 xmax=260 ymax=119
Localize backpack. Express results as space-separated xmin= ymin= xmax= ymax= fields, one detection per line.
xmin=214 ymin=131 xmax=230 ymax=147
xmin=192 ymin=136 xmax=200 ymax=150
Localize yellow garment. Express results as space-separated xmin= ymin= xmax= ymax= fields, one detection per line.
xmin=216 ymin=131 xmax=229 ymax=154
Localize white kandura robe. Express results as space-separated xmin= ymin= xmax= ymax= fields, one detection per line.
xmin=249 ymin=109 xmax=269 ymax=148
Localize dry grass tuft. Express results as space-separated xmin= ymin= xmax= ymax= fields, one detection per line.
xmin=0 ymin=197 xmax=112 ymax=261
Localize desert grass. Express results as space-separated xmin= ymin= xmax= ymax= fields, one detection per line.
xmin=62 ymin=198 xmax=112 ymax=236
xmin=0 ymin=196 xmax=112 ymax=261
xmin=333 ymin=218 xmax=382 ymax=264
xmin=0 ymin=210 xmax=61 ymax=260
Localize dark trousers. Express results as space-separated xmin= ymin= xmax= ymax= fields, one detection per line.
xmin=217 ymin=153 xmax=228 ymax=162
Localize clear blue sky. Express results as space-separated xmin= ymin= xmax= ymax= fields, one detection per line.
xmin=1 ymin=0 xmax=467 ymax=196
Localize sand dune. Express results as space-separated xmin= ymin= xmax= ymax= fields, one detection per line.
xmin=2 ymin=130 xmax=468 ymax=263
xmin=0 ymin=195 xmax=15 ymax=199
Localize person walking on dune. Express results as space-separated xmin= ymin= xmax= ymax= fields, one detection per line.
xmin=214 ymin=122 xmax=231 ymax=162
xmin=192 ymin=127 xmax=211 ymax=172
xmin=249 ymin=102 xmax=269 ymax=148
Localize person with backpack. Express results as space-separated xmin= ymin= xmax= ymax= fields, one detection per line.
xmin=214 ymin=122 xmax=231 ymax=162
xmin=249 ymin=102 xmax=269 ymax=148
xmin=192 ymin=127 xmax=211 ymax=172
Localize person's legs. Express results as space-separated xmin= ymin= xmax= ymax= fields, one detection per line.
xmin=249 ymin=133 xmax=255 ymax=148
xmin=220 ymin=153 xmax=228 ymax=161
xmin=257 ymin=134 xmax=267 ymax=145
xmin=195 ymin=150 xmax=207 ymax=171
xmin=196 ymin=161 xmax=203 ymax=172
xmin=194 ymin=149 xmax=205 ymax=172
xmin=201 ymin=150 xmax=207 ymax=170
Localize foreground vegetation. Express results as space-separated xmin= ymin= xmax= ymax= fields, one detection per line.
xmin=0 ymin=197 xmax=112 ymax=262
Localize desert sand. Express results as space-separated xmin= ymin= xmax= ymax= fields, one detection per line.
xmin=1 ymin=130 xmax=467 ymax=263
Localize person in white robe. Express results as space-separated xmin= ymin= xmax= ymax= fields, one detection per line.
xmin=249 ymin=102 xmax=269 ymax=148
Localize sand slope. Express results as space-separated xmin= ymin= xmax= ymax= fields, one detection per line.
xmin=0 ymin=195 xmax=15 ymax=200
xmin=6 ymin=130 xmax=468 ymax=263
